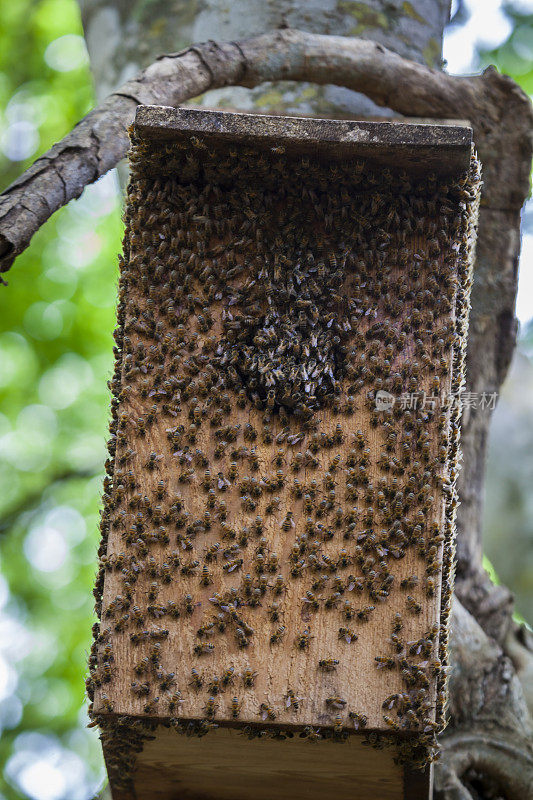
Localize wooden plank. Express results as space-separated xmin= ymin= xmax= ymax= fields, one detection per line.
xmin=90 ymin=108 xmax=480 ymax=798
xmin=134 ymin=105 xmax=472 ymax=176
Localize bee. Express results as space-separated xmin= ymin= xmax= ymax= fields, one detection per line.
xmin=302 ymin=726 xmax=322 ymax=743
xmin=326 ymin=696 xmax=347 ymax=710
xmin=242 ymin=669 xmax=258 ymax=688
xmin=392 ymin=612 xmax=403 ymax=632
xmin=221 ymin=666 xmax=235 ymax=687
xmin=183 ymin=594 xmax=200 ymax=615
xmin=193 ymin=643 xmax=214 ymax=657
xmin=134 ymin=657 xmax=150 ymax=675
xmin=131 ymin=681 xmax=150 ymax=696
xmin=271 ymin=575 xmax=286 ymax=595
xmin=146 ymin=451 xmax=162 ymax=471
xmin=301 ymin=591 xmax=320 ymax=612
xmin=318 ymin=659 xmax=339 ymax=672
xmin=281 ymin=512 xmax=295 ymax=531
xmin=207 ymin=677 xmax=222 ymax=695
xmin=223 ymin=558 xmax=243 ymax=573
xmin=197 ymin=621 xmax=216 ymax=638
xmin=406 ymin=595 xmax=422 ymax=614
xmin=338 ymin=627 xmax=358 ymax=644
xmin=204 ymin=696 xmax=218 ymax=719
xmin=100 ymin=643 xmax=114 ymax=662
xmin=200 ymin=565 xmax=213 ymax=586
xmin=383 ymin=715 xmax=400 ymax=730
xmin=267 ymin=602 xmax=281 ymax=621
xmin=259 ymin=703 xmax=276 ymax=721
xmin=168 ymin=692 xmax=184 ymax=713
xmin=332 ymin=714 xmax=345 ymax=736
xmin=204 ymin=543 xmax=220 ymax=563
xmin=244 ymin=423 xmax=257 ymax=442
xmin=271 ymin=449 xmax=285 ymax=467
xmin=157 ymin=669 xmax=176 ymax=691
xmin=189 ymin=669 xmax=203 ymax=690
xmin=265 ymin=497 xmax=281 ymax=514
xmin=290 ymin=453 xmax=305 ymax=472
xmin=100 ymin=693 xmax=114 ymax=713
xmin=213 ymin=442 xmax=227 ymax=459
xmin=282 ymin=687 xmax=302 ymax=714
xmin=149 ymin=643 xmax=162 ymax=666
xmin=200 ymin=470 xmax=213 ymax=490
xmin=270 ymin=625 xmax=286 ymax=645
xmin=230 ymin=697 xmax=242 ymax=718
xmin=295 ymin=628 xmax=313 ymax=650
xmin=400 ymin=575 xmax=419 ymax=590
xmin=349 ymin=711 xmax=368 ymax=729
xmin=149 ymin=628 xmax=169 ymax=641
xmin=356 ymin=605 xmax=375 ymax=622
xmin=389 ymin=633 xmax=405 ymax=653
xmin=235 ymin=628 xmax=250 ymax=648
xmin=375 ymin=656 xmax=396 ymax=670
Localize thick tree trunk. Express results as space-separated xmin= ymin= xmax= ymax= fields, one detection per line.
xmin=78 ymin=0 xmax=450 ymax=113
xmin=76 ymin=1 xmax=533 ymax=797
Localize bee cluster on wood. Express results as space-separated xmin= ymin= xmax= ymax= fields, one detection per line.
xmin=89 ymin=123 xmax=480 ymax=790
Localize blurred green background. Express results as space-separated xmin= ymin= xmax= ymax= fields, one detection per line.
xmin=0 ymin=1 xmax=531 ymax=797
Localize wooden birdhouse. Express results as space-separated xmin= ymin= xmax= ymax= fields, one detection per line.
xmin=90 ymin=106 xmax=480 ymax=800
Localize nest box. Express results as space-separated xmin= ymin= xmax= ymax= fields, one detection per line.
xmin=90 ymin=106 xmax=480 ymax=800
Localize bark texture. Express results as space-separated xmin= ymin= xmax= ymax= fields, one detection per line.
xmin=0 ymin=1 xmax=532 ymax=796
xmin=79 ymin=0 xmax=450 ymax=109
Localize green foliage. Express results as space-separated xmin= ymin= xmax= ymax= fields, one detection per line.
xmin=479 ymin=3 xmax=533 ymax=94
xmin=0 ymin=1 xmax=121 ymax=796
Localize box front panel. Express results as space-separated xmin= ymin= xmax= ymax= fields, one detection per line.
xmin=91 ymin=134 xmax=477 ymax=744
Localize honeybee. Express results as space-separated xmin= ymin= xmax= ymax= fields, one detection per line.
xmin=242 ymin=669 xmax=258 ymax=688
xmin=375 ymin=656 xmax=396 ymax=670
xmin=189 ymin=669 xmax=203 ymax=690
xmin=259 ymin=703 xmax=276 ymax=721
xmin=168 ymin=692 xmax=183 ymax=713
xmin=281 ymin=512 xmax=295 ymax=531
xmin=295 ymin=628 xmax=313 ymax=650
xmin=318 ymin=659 xmax=339 ymax=672
xmin=230 ymin=697 xmax=242 ymax=718
xmin=270 ymin=625 xmax=286 ymax=645
xmin=326 ymin=696 xmax=347 ymax=709
xmin=221 ymin=666 xmax=235 ymax=687
xmin=356 ymin=605 xmax=375 ymax=622
xmin=142 ymin=697 xmax=159 ymax=715
xmin=134 ymin=657 xmax=150 ymax=675
xmin=392 ymin=612 xmax=403 ymax=632
xmin=285 ymin=689 xmax=302 ymax=711
xmin=183 ymin=594 xmax=200 ymax=615
xmin=193 ymin=643 xmax=214 ymax=656
xmin=400 ymin=575 xmax=419 ymax=590
xmin=338 ymin=627 xmax=358 ymax=644
xmin=204 ymin=696 xmax=218 ymax=719
xmin=302 ymin=726 xmax=322 ymax=742
xmin=100 ymin=693 xmax=114 ymax=713
xmin=271 ymin=575 xmax=286 ymax=595
xmin=131 ymin=681 xmax=150 ymax=696
xmin=349 ymin=711 xmax=368 ymax=729
xmin=406 ymin=595 xmax=422 ymax=614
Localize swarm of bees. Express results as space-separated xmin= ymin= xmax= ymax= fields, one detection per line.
xmin=90 ymin=121 xmax=481 ymax=777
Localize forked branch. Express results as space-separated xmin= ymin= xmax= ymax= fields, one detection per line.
xmin=0 ymin=28 xmax=531 ymax=274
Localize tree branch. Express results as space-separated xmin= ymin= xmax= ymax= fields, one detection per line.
xmin=0 ymin=28 xmax=531 ymax=275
